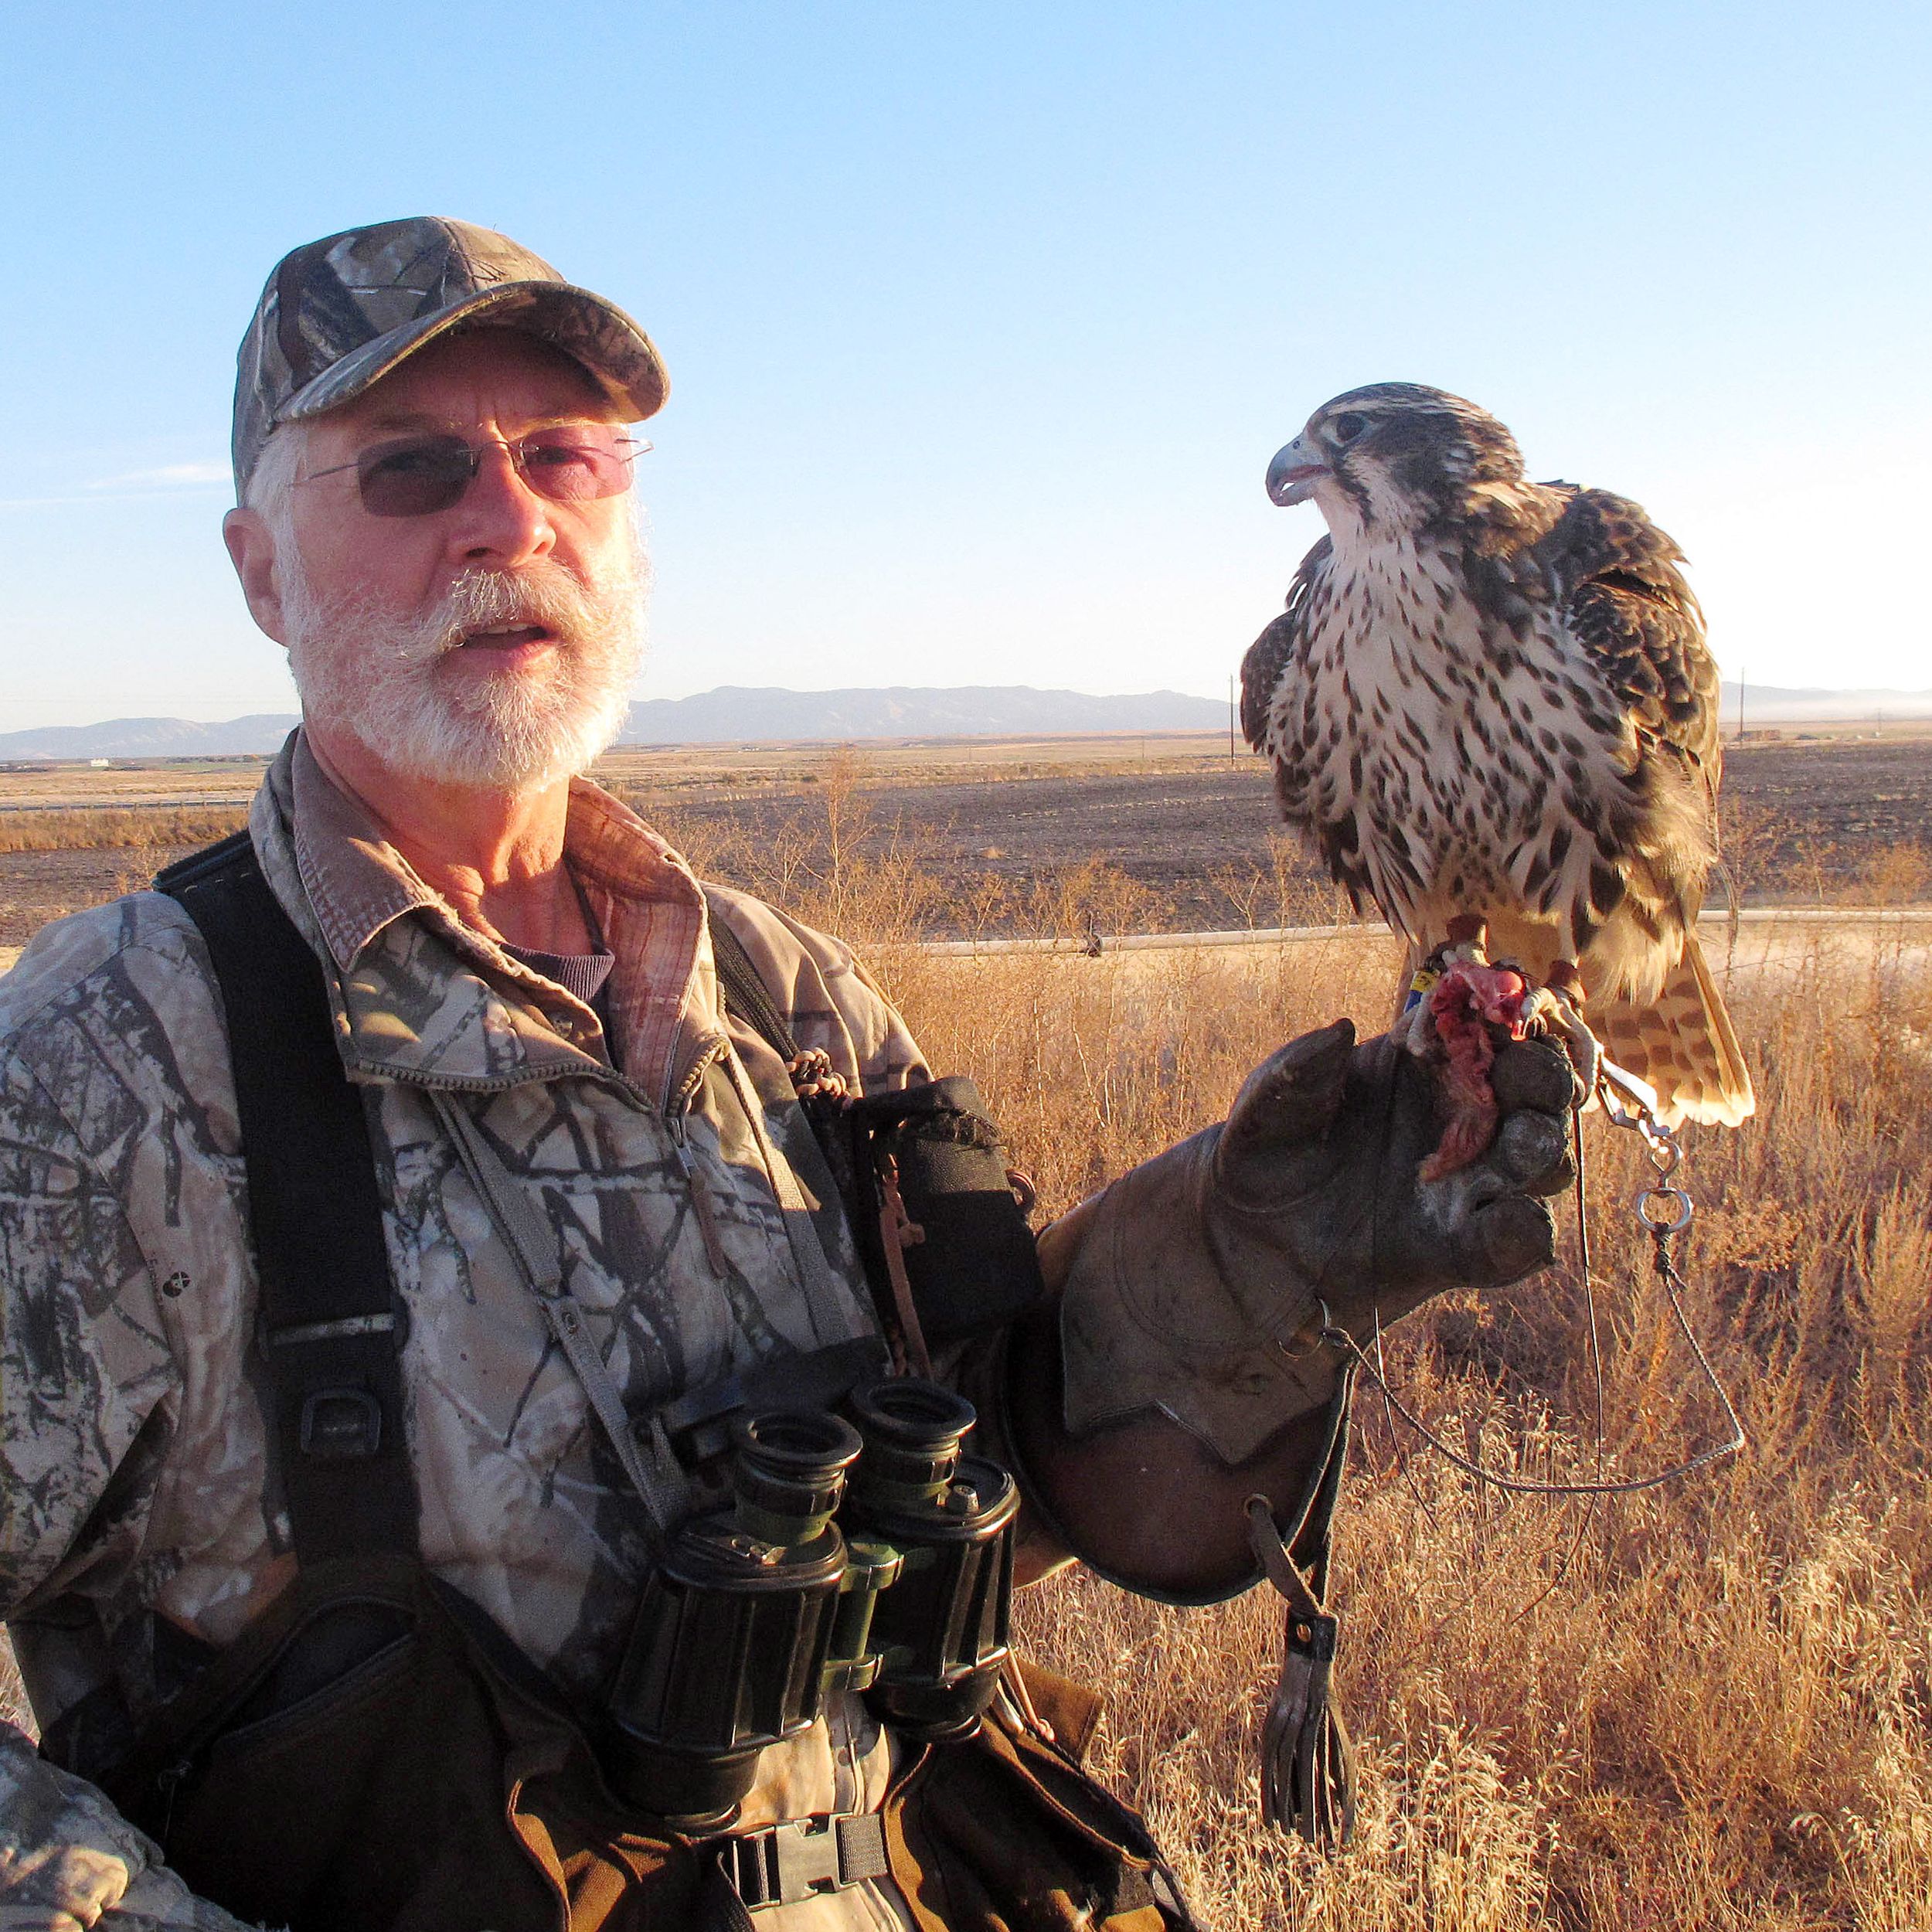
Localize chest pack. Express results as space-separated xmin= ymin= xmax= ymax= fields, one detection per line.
xmin=99 ymin=832 xmax=1189 ymax=1932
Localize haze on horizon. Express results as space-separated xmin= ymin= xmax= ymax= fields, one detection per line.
xmin=2 ymin=2 xmax=1924 ymax=734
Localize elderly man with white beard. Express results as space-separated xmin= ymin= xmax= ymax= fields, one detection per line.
xmin=233 ymin=328 xmax=652 ymax=954
xmin=0 ymin=219 xmax=1579 ymax=1932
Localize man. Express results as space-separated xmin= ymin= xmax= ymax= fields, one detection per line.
xmin=0 ymin=219 xmax=1577 ymax=1930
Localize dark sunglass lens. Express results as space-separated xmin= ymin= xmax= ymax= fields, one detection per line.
xmin=515 ymin=429 xmax=637 ymax=502
xmin=356 ymin=436 xmax=475 ymax=516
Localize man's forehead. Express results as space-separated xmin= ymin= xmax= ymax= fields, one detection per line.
xmin=318 ymin=328 xmax=620 ymax=437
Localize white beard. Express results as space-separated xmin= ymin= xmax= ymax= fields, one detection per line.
xmin=281 ymin=536 xmax=648 ymax=792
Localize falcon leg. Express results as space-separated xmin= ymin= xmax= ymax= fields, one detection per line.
xmin=1516 ymin=958 xmax=1600 ymax=1100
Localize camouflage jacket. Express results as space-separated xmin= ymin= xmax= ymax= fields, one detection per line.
xmin=0 ymin=733 xmax=930 ymax=1930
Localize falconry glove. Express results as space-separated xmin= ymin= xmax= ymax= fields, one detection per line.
xmin=1043 ymin=1022 xmax=1575 ymax=1851
xmin=1056 ymin=1020 xmax=1578 ymax=1473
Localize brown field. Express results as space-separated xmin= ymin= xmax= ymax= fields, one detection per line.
xmin=3 ymin=730 xmax=1930 ymax=948
xmin=4 ymin=733 xmax=1930 ymax=1925
xmin=889 ymin=934 xmax=1932 ymax=1930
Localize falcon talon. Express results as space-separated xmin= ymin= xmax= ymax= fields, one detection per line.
xmin=1397 ymin=995 xmax=1438 ymax=1058
xmin=1515 ymin=982 xmax=1601 ymax=1097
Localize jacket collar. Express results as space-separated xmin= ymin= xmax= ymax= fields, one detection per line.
xmin=250 ymin=730 xmax=719 ymax=1105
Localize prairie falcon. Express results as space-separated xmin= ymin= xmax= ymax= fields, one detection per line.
xmin=1240 ymin=382 xmax=1753 ymax=1130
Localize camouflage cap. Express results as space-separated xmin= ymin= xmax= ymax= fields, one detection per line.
xmin=233 ymin=216 xmax=668 ymax=493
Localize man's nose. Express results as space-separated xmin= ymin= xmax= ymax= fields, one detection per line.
xmin=444 ymin=444 xmax=556 ymax=567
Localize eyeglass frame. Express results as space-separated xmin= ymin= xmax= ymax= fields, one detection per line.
xmin=296 ymin=425 xmax=651 ymax=515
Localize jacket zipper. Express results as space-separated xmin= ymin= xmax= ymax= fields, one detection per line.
xmin=666 ymin=1043 xmax=732 ymax=1280
xmin=156 ymin=1755 xmax=193 ymax=1849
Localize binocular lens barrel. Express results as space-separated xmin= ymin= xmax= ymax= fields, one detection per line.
xmin=606 ymin=1410 xmax=862 ymax=1825
xmin=731 ymin=1408 xmax=861 ymax=1539
xmin=843 ymin=1379 xmax=1021 ymax=1741
xmin=845 ymin=1379 xmax=977 ymax=1504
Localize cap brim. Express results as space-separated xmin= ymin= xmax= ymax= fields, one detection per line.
xmin=277 ymin=281 xmax=668 ymax=427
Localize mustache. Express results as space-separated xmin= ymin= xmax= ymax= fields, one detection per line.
xmin=379 ymin=565 xmax=624 ymax=665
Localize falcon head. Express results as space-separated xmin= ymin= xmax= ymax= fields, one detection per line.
xmin=1267 ymin=383 xmax=1526 ymax=534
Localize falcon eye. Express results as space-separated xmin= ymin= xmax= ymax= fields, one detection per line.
xmin=1330 ymin=412 xmax=1369 ymax=447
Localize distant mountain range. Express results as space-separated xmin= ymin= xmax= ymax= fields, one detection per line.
xmin=619 ymin=685 xmax=1230 ymax=743
xmin=0 ymin=713 xmax=306 ymax=761
xmin=2 ymin=680 xmax=1927 ymax=762
xmin=1717 ymin=682 xmax=1932 ymax=723
xmin=0 ymin=686 xmax=1230 ymax=760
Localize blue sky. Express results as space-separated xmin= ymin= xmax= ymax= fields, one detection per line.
xmin=3 ymin=2 xmax=1926 ymax=731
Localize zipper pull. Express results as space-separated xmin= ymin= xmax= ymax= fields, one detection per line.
xmin=157 ymin=1756 xmax=192 ymax=1846
xmin=668 ymin=1110 xmax=732 ymax=1279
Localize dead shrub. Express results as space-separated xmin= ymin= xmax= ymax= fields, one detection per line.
xmin=1843 ymin=841 xmax=1932 ymax=907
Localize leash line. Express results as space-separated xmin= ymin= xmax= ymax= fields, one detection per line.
xmin=1327 ymin=1073 xmax=1747 ymax=1498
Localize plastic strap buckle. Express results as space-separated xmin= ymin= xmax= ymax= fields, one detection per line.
xmin=721 ymin=1811 xmax=889 ymax=1910
xmin=298 ymin=1386 xmax=384 ymax=1459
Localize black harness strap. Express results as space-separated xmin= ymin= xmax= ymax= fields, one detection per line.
xmin=704 ymin=901 xmax=801 ymax=1066
xmin=157 ymin=832 xmax=419 ymax=1563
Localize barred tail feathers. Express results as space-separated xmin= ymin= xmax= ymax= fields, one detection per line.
xmin=1594 ymin=932 xmax=1755 ymax=1128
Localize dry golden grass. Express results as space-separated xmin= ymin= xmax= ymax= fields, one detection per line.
xmin=0 ymin=805 xmax=247 ymax=854
xmin=619 ymin=750 xmax=1361 ymax=943
xmin=2 ymin=765 xmax=1926 ymax=1927
xmin=717 ymin=774 xmax=1932 ymax=1928
xmin=891 ymin=940 xmax=1932 ymax=1929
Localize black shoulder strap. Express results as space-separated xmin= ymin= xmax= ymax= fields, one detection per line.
xmin=703 ymin=894 xmax=801 ymax=1066
xmin=157 ymin=833 xmax=419 ymax=1562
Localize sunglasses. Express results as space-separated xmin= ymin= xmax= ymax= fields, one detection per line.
xmin=301 ymin=426 xmax=648 ymax=518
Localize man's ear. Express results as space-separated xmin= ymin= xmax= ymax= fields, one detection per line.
xmin=223 ymin=508 xmax=290 ymax=644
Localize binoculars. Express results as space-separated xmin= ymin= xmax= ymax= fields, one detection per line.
xmin=605 ymin=1379 xmax=1019 ymax=1825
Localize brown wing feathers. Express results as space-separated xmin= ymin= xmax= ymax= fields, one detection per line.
xmin=1538 ymin=488 xmax=1722 ymax=778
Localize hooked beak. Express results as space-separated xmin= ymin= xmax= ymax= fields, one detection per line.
xmin=1266 ymin=435 xmax=1328 ymax=506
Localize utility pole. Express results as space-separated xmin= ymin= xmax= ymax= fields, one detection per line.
xmin=1736 ymin=665 xmax=1746 ymax=743
xmin=1228 ymin=674 xmax=1237 ymax=766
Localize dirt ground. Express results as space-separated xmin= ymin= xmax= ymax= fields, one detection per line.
xmin=2 ymin=730 xmax=1929 ymax=948
xmin=1729 ymin=731 xmax=1932 ymax=825
xmin=0 ymin=846 xmax=206 ymax=947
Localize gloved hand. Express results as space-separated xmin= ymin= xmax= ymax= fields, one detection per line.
xmin=1004 ymin=1019 xmax=1576 ymax=1603
xmin=1055 ymin=1019 xmax=1577 ymax=1465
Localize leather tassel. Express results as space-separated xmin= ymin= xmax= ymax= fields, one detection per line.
xmin=1247 ymin=1496 xmax=1358 ymax=1852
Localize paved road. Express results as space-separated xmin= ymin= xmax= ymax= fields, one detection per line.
xmin=926 ymin=906 xmax=1932 ymax=978
xmin=7 ymin=906 xmax=1929 ymax=986
xmin=0 ymin=792 xmax=255 ymax=813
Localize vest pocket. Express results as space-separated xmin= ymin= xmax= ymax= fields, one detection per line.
xmin=163 ymin=1620 xmax=422 ymax=1920
xmin=111 ymin=1563 xmax=580 ymax=1932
